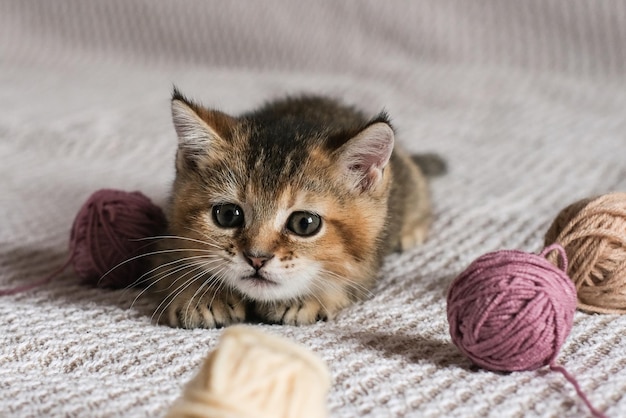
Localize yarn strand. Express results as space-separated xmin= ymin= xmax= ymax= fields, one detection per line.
xmin=549 ymin=363 xmax=607 ymax=418
xmin=0 ymin=189 xmax=167 ymax=295
xmin=0 ymin=255 xmax=74 ymax=296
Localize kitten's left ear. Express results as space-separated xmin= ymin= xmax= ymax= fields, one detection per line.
xmin=336 ymin=121 xmax=395 ymax=193
xmin=171 ymin=88 xmax=235 ymax=167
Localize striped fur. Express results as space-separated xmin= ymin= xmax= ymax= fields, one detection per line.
xmin=149 ymin=91 xmax=433 ymax=328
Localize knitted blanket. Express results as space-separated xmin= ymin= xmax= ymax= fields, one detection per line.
xmin=1 ymin=1 xmax=625 ymax=416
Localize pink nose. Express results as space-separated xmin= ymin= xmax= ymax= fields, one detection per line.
xmin=244 ymin=252 xmax=273 ymax=269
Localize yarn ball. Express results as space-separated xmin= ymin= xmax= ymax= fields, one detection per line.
xmin=166 ymin=326 xmax=331 ymax=418
xmin=447 ymin=245 xmax=577 ymax=372
xmin=545 ymin=192 xmax=626 ymax=314
xmin=70 ymin=189 xmax=167 ymax=288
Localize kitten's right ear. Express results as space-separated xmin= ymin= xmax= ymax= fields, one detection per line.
xmin=171 ymin=89 xmax=234 ymax=167
xmin=335 ymin=121 xmax=395 ymax=193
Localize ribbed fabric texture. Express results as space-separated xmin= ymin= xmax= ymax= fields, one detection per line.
xmin=1 ymin=1 xmax=626 ymax=417
xmin=3 ymin=0 xmax=626 ymax=77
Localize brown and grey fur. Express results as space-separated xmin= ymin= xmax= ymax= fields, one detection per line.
xmin=149 ymin=89 xmax=440 ymax=328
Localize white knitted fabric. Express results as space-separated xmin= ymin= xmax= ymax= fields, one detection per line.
xmin=1 ymin=1 xmax=625 ymax=417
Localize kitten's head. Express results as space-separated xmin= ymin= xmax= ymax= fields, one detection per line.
xmin=167 ymin=90 xmax=395 ymax=304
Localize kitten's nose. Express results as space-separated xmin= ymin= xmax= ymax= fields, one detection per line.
xmin=243 ymin=251 xmax=274 ymax=270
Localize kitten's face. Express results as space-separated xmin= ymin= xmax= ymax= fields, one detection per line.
xmin=167 ymin=95 xmax=394 ymax=303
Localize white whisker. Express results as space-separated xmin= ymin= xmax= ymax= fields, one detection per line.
xmin=186 ymin=262 xmax=230 ymax=320
xmin=129 ymin=257 xmax=224 ymax=309
xmin=97 ymin=247 xmax=220 ymax=287
xmin=317 ymin=268 xmax=375 ymax=299
xmin=134 ymin=234 xmax=223 ymax=250
xmin=151 ymin=266 xmax=211 ymax=324
xmin=128 ymin=254 xmax=222 ymax=290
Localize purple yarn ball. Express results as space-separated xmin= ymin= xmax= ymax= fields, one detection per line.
xmin=446 ymin=245 xmax=577 ymax=372
xmin=70 ymin=189 xmax=167 ymax=288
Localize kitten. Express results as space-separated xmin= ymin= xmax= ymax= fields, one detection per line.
xmin=149 ymin=89 xmax=439 ymax=328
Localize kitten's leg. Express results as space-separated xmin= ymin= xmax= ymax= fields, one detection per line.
xmin=257 ymin=299 xmax=328 ymax=326
xmin=400 ymin=153 xmax=446 ymax=250
xmin=158 ymin=284 xmax=247 ymax=329
xmin=399 ymin=207 xmax=431 ymax=250
xmin=256 ymin=293 xmax=351 ymax=326
xmin=148 ymin=248 xmax=247 ymax=329
xmin=399 ymin=161 xmax=433 ymax=251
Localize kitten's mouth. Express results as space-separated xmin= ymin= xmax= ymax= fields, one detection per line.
xmin=242 ymin=273 xmax=277 ymax=286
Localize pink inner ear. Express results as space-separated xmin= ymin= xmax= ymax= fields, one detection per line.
xmin=351 ymin=148 xmax=388 ymax=171
xmin=341 ymin=122 xmax=395 ymax=191
xmin=355 ymin=166 xmax=382 ymax=192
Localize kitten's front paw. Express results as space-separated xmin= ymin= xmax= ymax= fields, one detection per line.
xmin=258 ymin=299 xmax=334 ymax=326
xmin=400 ymin=224 xmax=428 ymax=250
xmin=158 ymin=290 xmax=247 ymax=329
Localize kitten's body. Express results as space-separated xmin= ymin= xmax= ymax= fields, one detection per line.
xmin=150 ymin=91 xmax=435 ymax=328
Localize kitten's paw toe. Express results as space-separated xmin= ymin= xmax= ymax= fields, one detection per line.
xmin=207 ymin=298 xmax=247 ymax=327
xmin=400 ymin=222 xmax=429 ymax=251
xmin=159 ymin=293 xmax=246 ymax=329
xmin=401 ymin=229 xmax=426 ymax=250
xmin=260 ymin=300 xmax=331 ymax=326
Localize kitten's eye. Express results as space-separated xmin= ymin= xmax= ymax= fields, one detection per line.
xmin=212 ymin=204 xmax=244 ymax=228
xmin=286 ymin=211 xmax=322 ymax=237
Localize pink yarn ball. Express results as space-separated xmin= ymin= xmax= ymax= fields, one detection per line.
xmin=69 ymin=189 xmax=167 ymax=288
xmin=447 ymin=245 xmax=577 ymax=372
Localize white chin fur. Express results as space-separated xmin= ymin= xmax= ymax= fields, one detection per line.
xmin=225 ymin=266 xmax=318 ymax=302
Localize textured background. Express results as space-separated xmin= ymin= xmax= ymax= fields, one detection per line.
xmin=1 ymin=1 xmax=626 ymax=417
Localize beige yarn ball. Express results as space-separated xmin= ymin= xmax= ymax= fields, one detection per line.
xmin=545 ymin=192 xmax=626 ymax=314
xmin=166 ymin=326 xmax=331 ymax=418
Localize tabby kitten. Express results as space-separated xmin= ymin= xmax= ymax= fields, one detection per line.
xmin=150 ymin=89 xmax=435 ymax=328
